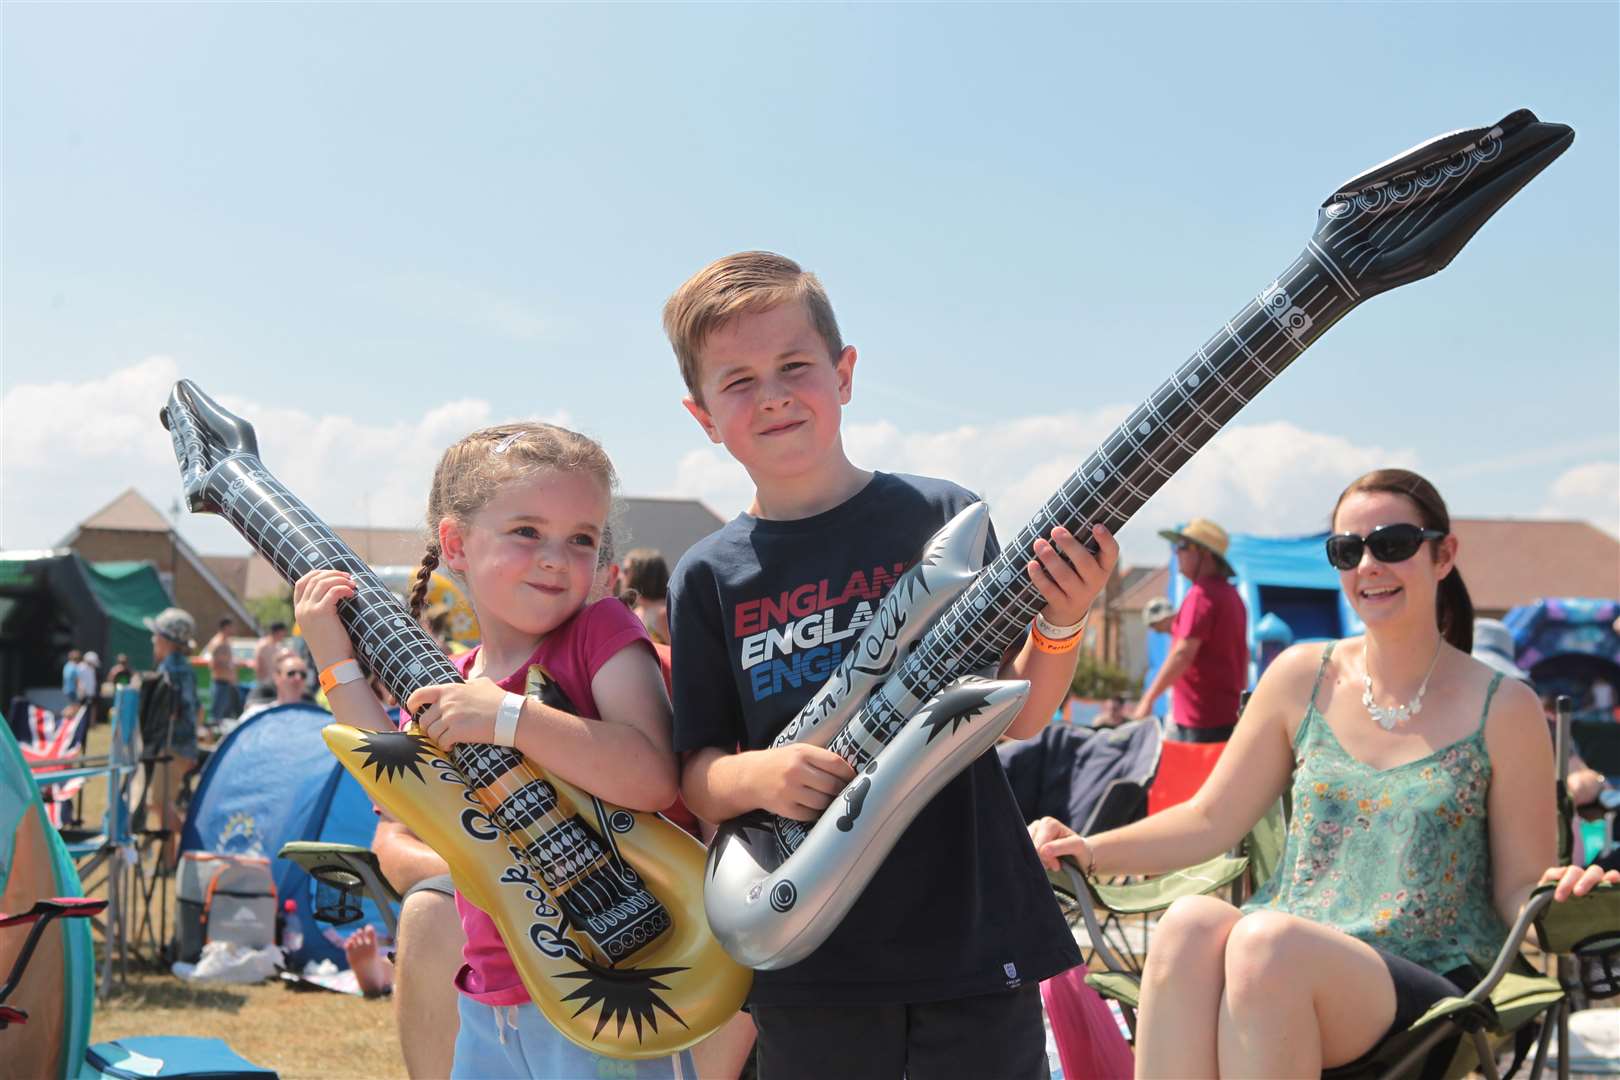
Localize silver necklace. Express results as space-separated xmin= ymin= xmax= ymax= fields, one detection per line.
xmin=1362 ymin=640 xmax=1443 ymax=731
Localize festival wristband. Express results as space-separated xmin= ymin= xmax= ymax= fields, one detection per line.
xmin=494 ymin=692 xmax=524 ymax=748
xmin=1034 ymin=611 xmax=1086 ymax=640
xmin=1030 ymin=621 xmax=1082 ymax=655
xmin=319 ymin=658 xmax=363 ymax=694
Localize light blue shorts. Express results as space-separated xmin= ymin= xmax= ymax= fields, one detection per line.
xmin=451 ymin=995 xmax=697 ymax=1080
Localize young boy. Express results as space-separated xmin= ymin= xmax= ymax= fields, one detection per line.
xmin=664 ymin=251 xmax=1118 ymax=1079
xmin=140 ymin=606 xmax=200 ymax=868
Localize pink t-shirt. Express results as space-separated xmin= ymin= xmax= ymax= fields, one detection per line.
xmin=1169 ymin=576 xmax=1248 ymax=731
xmin=448 ymin=597 xmax=652 ymax=1004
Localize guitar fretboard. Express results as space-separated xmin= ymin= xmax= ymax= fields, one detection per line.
xmin=826 ymin=123 xmax=1512 ymax=769
xmin=192 ymin=456 xmax=670 ymax=962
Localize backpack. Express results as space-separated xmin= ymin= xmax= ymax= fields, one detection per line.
xmin=175 ymin=852 xmax=277 ymax=962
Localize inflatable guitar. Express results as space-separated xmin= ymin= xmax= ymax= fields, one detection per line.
xmin=705 ymin=108 xmax=1574 ymax=969
xmin=159 ymin=382 xmax=750 ymax=1058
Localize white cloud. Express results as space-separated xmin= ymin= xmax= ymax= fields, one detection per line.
xmin=1539 ymin=461 xmax=1620 ymax=537
xmin=1 ymin=357 xmax=566 ymax=553
xmin=663 ymin=411 xmax=1409 ymax=567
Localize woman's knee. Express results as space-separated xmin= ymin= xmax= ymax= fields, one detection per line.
xmin=1144 ymin=896 xmax=1241 ymax=980
xmin=1222 ymin=911 xmax=1310 ymax=1003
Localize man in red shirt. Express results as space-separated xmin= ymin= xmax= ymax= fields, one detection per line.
xmin=1131 ymin=518 xmax=1249 ymax=742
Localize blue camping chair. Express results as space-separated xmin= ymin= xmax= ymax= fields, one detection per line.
xmin=2 ymin=710 xmax=274 ymax=1079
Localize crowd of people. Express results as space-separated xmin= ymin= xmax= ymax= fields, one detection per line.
xmin=49 ymin=250 xmax=1616 ymax=1079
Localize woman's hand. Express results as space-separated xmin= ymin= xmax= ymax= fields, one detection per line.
xmin=1539 ymin=863 xmax=1620 ymax=903
xmin=1028 ymin=815 xmax=1093 ymax=874
xmin=406 ymin=678 xmax=508 ymax=749
xmin=292 ymin=570 xmax=357 ymax=669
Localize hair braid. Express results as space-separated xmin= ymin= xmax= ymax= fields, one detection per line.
xmin=409 ymin=544 xmax=440 ymax=620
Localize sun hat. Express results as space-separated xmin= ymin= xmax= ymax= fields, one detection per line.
xmin=1472 ymin=618 xmax=1530 ymax=682
xmin=145 ymin=607 xmax=197 ymax=650
xmin=1157 ymin=518 xmax=1235 ymax=577
xmin=1142 ymin=597 xmax=1175 ymax=625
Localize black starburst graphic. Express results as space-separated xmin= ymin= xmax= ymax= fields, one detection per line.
xmin=920 ymin=685 xmax=997 ymax=743
xmin=712 ymin=811 xmax=781 ymax=878
xmin=557 ymin=959 xmax=688 ymax=1040
xmin=356 ymin=730 xmax=436 ymax=784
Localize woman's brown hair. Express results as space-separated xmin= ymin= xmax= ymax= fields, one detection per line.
xmin=1332 ymin=468 xmax=1473 ymax=652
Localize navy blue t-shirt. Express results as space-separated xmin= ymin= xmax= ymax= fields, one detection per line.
xmin=668 ymin=471 xmax=1081 ymax=1006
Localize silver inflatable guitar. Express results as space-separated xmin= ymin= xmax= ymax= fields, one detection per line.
xmin=705 ymin=108 xmax=1574 ymax=969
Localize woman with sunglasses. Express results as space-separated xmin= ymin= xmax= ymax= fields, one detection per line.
xmin=1028 ymin=468 xmax=1618 ymax=1077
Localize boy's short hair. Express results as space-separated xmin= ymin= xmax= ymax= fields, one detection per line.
xmin=663 ymin=251 xmax=844 ymax=400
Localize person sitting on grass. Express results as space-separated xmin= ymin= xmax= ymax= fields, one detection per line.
xmin=1030 ymin=468 xmax=1619 ymax=1078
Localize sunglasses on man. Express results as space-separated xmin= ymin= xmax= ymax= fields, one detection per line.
xmin=1324 ymin=524 xmax=1446 ymax=571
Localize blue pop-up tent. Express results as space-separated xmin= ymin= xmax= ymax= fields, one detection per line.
xmin=1144 ymin=529 xmax=1363 ymax=711
xmin=180 ymin=703 xmax=383 ymax=969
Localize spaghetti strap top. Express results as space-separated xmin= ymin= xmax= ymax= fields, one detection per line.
xmin=1243 ymin=642 xmax=1509 ymax=973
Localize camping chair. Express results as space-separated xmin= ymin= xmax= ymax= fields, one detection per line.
xmin=1060 ymin=697 xmax=1618 ymax=1079
xmin=277 ymin=841 xmax=402 ymax=941
xmin=38 ymin=689 xmax=144 ymax=994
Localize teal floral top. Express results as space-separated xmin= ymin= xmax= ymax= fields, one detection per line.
xmin=1243 ymin=643 xmax=1509 ymax=974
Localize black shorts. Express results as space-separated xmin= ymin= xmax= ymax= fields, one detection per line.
xmin=751 ymin=984 xmax=1048 ymax=1080
xmin=1331 ymin=949 xmax=1479 ymax=1078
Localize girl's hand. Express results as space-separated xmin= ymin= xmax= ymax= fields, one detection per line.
xmin=407 ymin=678 xmax=508 ymax=749
xmin=1028 ymin=815 xmax=1092 ymax=874
xmin=1029 ymin=524 xmax=1119 ymax=628
xmin=1539 ymin=863 xmax=1620 ymax=902
xmin=293 ymin=570 xmax=357 ymax=669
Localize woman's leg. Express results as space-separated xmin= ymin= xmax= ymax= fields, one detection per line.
xmin=1218 ymin=910 xmax=1397 ymax=1075
xmin=1134 ymin=895 xmax=1242 ymax=1079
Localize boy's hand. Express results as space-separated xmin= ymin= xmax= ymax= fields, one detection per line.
xmin=407 ymin=678 xmax=506 ymax=749
xmin=742 ymin=744 xmax=857 ymax=821
xmin=1028 ymin=524 xmax=1119 ymax=627
xmin=293 ymin=569 xmax=357 ymax=669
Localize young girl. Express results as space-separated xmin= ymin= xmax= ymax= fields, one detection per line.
xmin=293 ymin=422 xmax=692 ymax=1079
xmin=1031 ymin=468 xmax=1618 ymax=1077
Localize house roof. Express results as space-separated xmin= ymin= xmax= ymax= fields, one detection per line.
xmin=1451 ymin=518 xmax=1619 ymax=614
xmin=78 ymin=488 xmax=173 ymax=533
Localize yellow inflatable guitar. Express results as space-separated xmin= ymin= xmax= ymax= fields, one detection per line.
xmin=160 ymin=380 xmax=749 ymax=1059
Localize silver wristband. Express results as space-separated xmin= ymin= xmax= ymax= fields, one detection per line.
xmin=1034 ymin=611 xmax=1087 ymax=641
xmin=494 ymin=692 xmax=524 ymax=747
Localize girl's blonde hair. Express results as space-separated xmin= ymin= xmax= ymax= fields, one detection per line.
xmin=408 ymin=423 xmax=617 ymax=619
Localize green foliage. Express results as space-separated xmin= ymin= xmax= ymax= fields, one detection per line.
xmin=1070 ymin=651 xmax=1140 ymax=701
xmin=246 ymin=592 xmax=293 ymax=633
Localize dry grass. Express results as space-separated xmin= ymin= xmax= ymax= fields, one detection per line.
xmin=65 ymin=722 xmax=409 ymax=1078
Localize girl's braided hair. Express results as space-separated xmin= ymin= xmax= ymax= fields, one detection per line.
xmin=409 ymin=423 xmax=618 ymax=620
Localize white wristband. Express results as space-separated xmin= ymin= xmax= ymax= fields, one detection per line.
xmin=494 ymin=692 xmax=524 ymax=747
xmin=1035 ymin=611 xmax=1087 ymax=641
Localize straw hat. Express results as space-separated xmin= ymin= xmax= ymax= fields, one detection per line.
xmin=1157 ymin=518 xmax=1235 ymax=577
xmin=1471 ymin=618 xmax=1529 ymax=682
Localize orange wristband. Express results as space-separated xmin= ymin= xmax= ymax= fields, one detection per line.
xmin=1030 ymin=621 xmax=1082 ymax=654
xmin=320 ymin=658 xmax=363 ymax=694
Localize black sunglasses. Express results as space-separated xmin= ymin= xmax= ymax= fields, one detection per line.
xmin=281 ymin=668 xmax=310 ymax=679
xmin=1325 ymin=524 xmax=1446 ymax=571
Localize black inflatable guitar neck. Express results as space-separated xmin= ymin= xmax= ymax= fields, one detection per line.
xmin=827 ymin=108 xmax=1574 ymax=765
xmin=159 ymin=384 xmax=671 ymax=964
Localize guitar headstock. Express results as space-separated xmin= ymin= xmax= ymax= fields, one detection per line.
xmin=159 ymin=380 xmax=262 ymax=514
xmin=1313 ymin=109 xmax=1572 ymax=298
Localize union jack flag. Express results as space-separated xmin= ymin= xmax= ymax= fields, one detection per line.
xmin=20 ymin=705 xmax=88 ymax=827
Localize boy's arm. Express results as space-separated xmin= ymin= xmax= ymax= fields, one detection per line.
xmin=999 ymin=524 xmax=1119 ymax=740
xmin=681 ymin=744 xmax=854 ymax=823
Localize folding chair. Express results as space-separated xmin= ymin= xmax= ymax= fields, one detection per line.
xmin=276 ymin=841 xmax=402 ymax=941
xmin=1060 ymin=697 xmax=1619 ymax=1079
xmin=38 ymin=689 xmax=143 ymax=994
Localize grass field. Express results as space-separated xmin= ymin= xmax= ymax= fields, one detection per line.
xmin=69 ymin=721 xmax=411 ymax=1079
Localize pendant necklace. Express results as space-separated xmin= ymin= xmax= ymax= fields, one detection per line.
xmin=1362 ymin=638 xmax=1443 ymax=731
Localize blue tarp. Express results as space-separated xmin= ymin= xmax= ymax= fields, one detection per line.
xmin=1145 ymin=528 xmax=1363 ymax=706
xmin=180 ymin=703 xmax=383 ymax=969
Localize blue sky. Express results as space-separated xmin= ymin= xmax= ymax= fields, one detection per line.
xmin=4 ymin=3 xmax=1616 ymax=567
